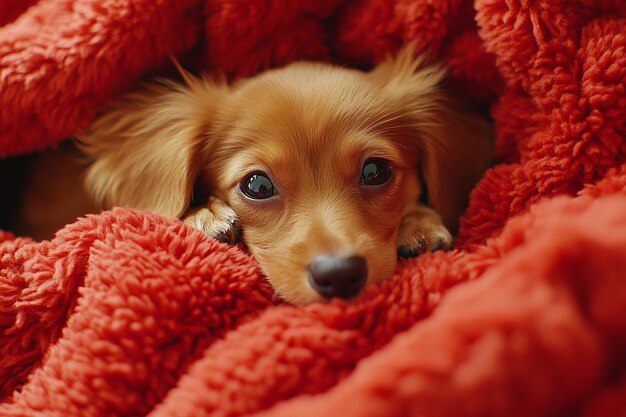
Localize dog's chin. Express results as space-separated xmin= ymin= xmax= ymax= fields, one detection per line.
xmin=275 ymin=279 xmax=326 ymax=305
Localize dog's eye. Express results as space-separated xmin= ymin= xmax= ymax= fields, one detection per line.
xmin=240 ymin=172 xmax=277 ymax=199
xmin=361 ymin=158 xmax=393 ymax=186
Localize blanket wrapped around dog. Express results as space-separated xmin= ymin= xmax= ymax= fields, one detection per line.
xmin=1 ymin=1 xmax=625 ymax=416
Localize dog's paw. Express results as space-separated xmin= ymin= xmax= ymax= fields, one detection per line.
xmin=396 ymin=215 xmax=452 ymax=259
xmin=183 ymin=198 xmax=242 ymax=245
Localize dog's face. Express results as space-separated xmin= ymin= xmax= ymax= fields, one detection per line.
xmin=80 ymin=51 xmax=492 ymax=304
xmin=204 ymin=65 xmax=422 ymax=302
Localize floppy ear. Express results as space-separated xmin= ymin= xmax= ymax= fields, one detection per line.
xmin=79 ymin=76 xmax=227 ymax=218
xmin=372 ymin=48 xmax=493 ymax=231
xmin=415 ymin=100 xmax=493 ymax=231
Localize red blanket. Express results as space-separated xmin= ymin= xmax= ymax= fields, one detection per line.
xmin=1 ymin=1 xmax=625 ymax=416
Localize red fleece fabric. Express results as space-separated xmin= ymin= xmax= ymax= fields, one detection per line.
xmin=1 ymin=1 xmax=625 ymax=416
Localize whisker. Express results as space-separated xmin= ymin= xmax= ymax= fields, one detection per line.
xmin=365 ymin=111 xmax=410 ymax=132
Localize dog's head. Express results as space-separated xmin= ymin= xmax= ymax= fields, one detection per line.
xmin=80 ymin=50 xmax=491 ymax=304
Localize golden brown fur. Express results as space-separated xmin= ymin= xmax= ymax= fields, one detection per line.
xmin=79 ymin=49 xmax=492 ymax=304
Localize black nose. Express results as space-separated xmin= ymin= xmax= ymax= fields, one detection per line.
xmin=307 ymin=255 xmax=367 ymax=299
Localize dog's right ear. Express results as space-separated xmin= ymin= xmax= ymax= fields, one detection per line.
xmin=79 ymin=76 xmax=228 ymax=218
xmin=369 ymin=47 xmax=493 ymax=231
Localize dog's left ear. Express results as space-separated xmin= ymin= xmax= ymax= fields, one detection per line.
xmin=370 ymin=48 xmax=493 ymax=230
xmin=79 ymin=75 xmax=228 ymax=218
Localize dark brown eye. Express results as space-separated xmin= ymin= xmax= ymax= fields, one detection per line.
xmin=240 ymin=172 xmax=277 ymax=199
xmin=360 ymin=158 xmax=393 ymax=186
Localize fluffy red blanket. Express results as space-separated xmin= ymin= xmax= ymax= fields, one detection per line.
xmin=1 ymin=1 xmax=625 ymax=416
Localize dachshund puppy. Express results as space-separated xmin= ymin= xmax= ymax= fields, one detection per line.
xmin=80 ymin=50 xmax=492 ymax=304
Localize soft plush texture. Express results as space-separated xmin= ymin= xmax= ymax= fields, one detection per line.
xmin=1 ymin=1 xmax=625 ymax=416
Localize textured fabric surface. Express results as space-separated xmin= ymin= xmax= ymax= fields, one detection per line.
xmin=1 ymin=1 xmax=625 ymax=416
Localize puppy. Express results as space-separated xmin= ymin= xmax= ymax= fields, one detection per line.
xmin=79 ymin=49 xmax=492 ymax=304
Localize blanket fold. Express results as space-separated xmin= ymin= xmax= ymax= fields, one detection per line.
xmin=1 ymin=1 xmax=625 ymax=416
